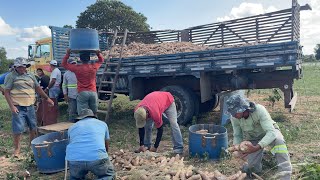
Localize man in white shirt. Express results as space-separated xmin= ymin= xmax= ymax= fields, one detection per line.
xmin=46 ymin=60 xmax=61 ymax=99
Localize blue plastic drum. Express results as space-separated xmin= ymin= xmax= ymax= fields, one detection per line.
xmin=189 ymin=124 xmax=228 ymax=160
xmin=69 ymin=28 xmax=99 ymax=53
xmin=31 ymin=131 xmax=68 ymax=173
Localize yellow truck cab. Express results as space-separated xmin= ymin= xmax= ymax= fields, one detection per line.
xmin=28 ymin=37 xmax=53 ymax=75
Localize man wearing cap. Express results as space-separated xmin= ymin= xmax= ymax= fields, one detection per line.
xmin=226 ymin=94 xmax=292 ymax=179
xmin=46 ymin=60 xmax=61 ymax=99
xmin=134 ymin=91 xmax=184 ymax=154
xmin=66 ymin=108 xmax=115 ymax=179
xmin=62 ymin=48 xmax=104 ymax=115
xmin=3 ymin=57 xmax=54 ymax=157
xmin=62 ymin=59 xmax=78 ymax=122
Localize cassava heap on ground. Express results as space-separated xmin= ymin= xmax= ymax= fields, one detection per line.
xmin=110 ymin=149 xmax=247 ymax=180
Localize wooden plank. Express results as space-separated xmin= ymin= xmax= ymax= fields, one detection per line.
xmin=38 ymin=122 xmax=74 ymax=134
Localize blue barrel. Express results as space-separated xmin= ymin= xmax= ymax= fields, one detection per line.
xmin=31 ymin=131 xmax=68 ymax=173
xmin=189 ymin=124 xmax=228 ymax=160
xmin=69 ymin=28 xmax=99 ymax=53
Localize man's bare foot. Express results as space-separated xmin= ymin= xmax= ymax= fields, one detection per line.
xmin=13 ymin=150 xmax=20 ymax=158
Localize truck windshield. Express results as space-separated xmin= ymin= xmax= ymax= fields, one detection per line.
xmin=35 ymin=44 xmax=50 ymax=58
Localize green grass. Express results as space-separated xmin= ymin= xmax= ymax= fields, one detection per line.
xmin=295 ymin=63 xmax=320 ymax=96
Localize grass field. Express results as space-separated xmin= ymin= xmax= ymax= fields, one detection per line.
xmin=0 ymin=63 xmax=319 ymax=179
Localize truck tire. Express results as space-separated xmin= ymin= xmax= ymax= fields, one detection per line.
xmin=199 ymin=94 xmax=220 ymax=113
xmin=161 ymin=86 xmax=195 ymax=126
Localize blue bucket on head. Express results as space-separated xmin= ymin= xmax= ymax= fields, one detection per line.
xmin=189 ymin=124 xmax=228 ymax=160
xmin=31 ymin=131 xmax=68 ymax=173
xmin=69 ymin=28 xmax=99 ymax=53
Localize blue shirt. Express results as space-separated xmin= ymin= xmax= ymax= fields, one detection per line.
xmin=0 ymin=72 xmax=10 ymax=84
xmin=66 ymin=118 xmax=110 ymax=161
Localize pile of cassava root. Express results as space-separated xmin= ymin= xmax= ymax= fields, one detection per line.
xmin=110 ymin=149 xmax=247 ymax=180
xmin=102 ymin=41 xmax=267 ymax=58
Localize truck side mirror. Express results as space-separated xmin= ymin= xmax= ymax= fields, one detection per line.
xmin=28 ymin=45 xmax=34 ymax=59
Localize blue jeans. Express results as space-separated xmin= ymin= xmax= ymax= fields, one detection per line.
xmin=69 ymin=158 xmax=115 ymax=180
xmin=144 ymin=102 xmax=184 ymax=153
xmin=68 ymin=98 xmax=78 ymax=122
xmin=77 ymin=91 xmax=98 ymax=114
xmin=12 ymin=105 xmax=37 ymax=134
xmin=49 ymin=86 xmax=60 ymax=99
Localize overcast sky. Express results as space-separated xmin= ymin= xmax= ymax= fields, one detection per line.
xmin=0 ymin=0 xmax=317 ymax=59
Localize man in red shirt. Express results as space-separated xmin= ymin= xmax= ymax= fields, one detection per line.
xmin=62 ymin=49 xmax=104 ymax=115
xmin=134 ymin=91 xmax=184 ymax=154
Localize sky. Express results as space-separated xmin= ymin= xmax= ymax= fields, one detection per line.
xmin=0 ymin=0 xmax=318 ymax=59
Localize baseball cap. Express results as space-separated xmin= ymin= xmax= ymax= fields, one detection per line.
xmin=134 ymin=107 xmax=147 ymax=128
xmin=49 ymin=60 xmax=58 ymax=66
xmin=226 ymin=94 xmax=250 ymax=116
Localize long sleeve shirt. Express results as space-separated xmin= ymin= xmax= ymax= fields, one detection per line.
xmin=231 ymin=104 xmax=277 ymax=148
xmin=135 ymin=91 xmax=174 ymax=128
xmin=61 ymin=53 xmax=104 ymax=92
xmin=62 ymin=70 xmax=78 ymax=99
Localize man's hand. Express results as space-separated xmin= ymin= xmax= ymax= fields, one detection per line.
xmin=243 ymin=142 xmax=261 ymax=154
xmin=96 ymin=50 xmax=101 ymax=56
xmin=46 ymin=98 xmax=54 ymax=107
xmin=149 ymin=147 xmax=157 ymax=152
xmin=66 ymin=48 xmax=71 ymax=55
xmin=64 ymin=94 xmax=69 ymax=102
xmin=10 ymin=106 xmax=19 ymax=114
xmin=134 ymin=145 xmax=147 ymax=153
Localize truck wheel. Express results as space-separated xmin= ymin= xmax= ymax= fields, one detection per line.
xmin=199 ymin=94 xmax=220 ymax=113
xmin=161 ymin=86 xmax=195 ymax=126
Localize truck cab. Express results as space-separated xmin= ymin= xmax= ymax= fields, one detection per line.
xmin=28 ymin=37 xmax=53 ymax=75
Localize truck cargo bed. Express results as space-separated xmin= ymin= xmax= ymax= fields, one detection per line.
xmin=114 ymin=41 xmax=301 ymax=75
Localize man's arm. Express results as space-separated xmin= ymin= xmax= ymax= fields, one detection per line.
xmin=134 ymin=128 xmax=147 ymax=153
xmin=4 ymin=89 xmax=18 ymax=113
xmin=61 ymin=49 xmax=78 ymax=72
xmin=151 ymin=125 xmax=164 ymax=152
xmin=47 ymin=78 xmax=56 ymax=90
xmin=35 ymin=86 xmax=54 ymax=106
xmin=105 ymin=140 xmax=109 ymax=152
xmin=256 ymin=105 xmax=277 ymax=148
xmin=230 ymin=118 xmax=243 ymax=145
xmin=62 ymin=74 xmax=68 ymax=102
xmin=94 ymin=50 xmax=104 ymax=69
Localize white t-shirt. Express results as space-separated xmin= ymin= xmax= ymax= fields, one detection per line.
xmin=50 ymin=68 xmax=61 ymax=87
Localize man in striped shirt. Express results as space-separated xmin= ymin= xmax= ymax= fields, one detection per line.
xmin=62 ymin=59 xmax=78 ymax=122
xmin=4 ymin=57 xmax=54 ymax=157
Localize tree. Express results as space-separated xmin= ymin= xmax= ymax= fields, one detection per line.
xmin=63 ymin=25 xmax=74 ymax=29
xmin=302 ymin=54 xmax=316 ymax=62
xmin=314 ymin=44 xmax=320 ymax=60
xmin=76 ymin=0 xmax=150 ymax=32
xmin=0 ymin=47 xmax=13 ymax=74
xmin=0 ymin=47 xmax=6 ymax=62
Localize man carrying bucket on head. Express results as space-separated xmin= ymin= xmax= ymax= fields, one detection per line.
xmin=66 ymin=108 xmax=115 ymax=179
xmin=62 ymin=48 xmax=104 ymax=115
xmin=226 ymin=94 xmax=292 ymax=180
xmin=3 ymin=57 xmax=54 ymax=157
xmin=134 ymin=91 xmax=184 ymax=154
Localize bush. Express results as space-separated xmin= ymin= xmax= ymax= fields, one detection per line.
xmin=0 ymin=59 xmax=13 ymax=74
